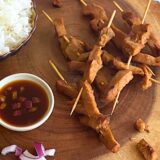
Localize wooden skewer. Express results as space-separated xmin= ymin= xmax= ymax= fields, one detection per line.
xmin=49 ymin=60 xmax=67 ymax=83
xmin=145 ymin=65 xmax=156 ymax=76
xmin=80 ymin=0 xmax=87 ymax=6
xmin=113 ymin=1 xmax=124 ymax=12
xmin=150 ymin=78 xmax=160 ymax=85
xmin=79 ymin=0 xmax=104 ymax=24
xmin=63 ymin=36 xmax=70 ymax=43
xmin=70 ymin=86 xmax=84 ymax=116
xmin=127 ymin=55 xmax=132 ymax=69
xmin=42 ymin=10 xmax=70 ymax=43
xmin=70 ymin=10 xmax=117 ymax=116
xmin=42 ymin=10 xmax=54 ymax=25
xmin=111 ymin=91 xmax=120 ymax=116
xmin=142 ymin=0 xmax=152 ymax=24
xmin=107 ymin=10 xmax=116 ymax=28
xmin=143 ymin=65 xmax=160 ymax=85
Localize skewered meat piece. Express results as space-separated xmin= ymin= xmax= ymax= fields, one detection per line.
xmin=112 ymin=23 xmax=157 ymax=69
xmin=103 ymin=52 xmax=154 ymax=91
xmin=141 ymin=65 xmax=152 ymax=90
xmin=80 ymin=81 xmax=120 ymax=152
xmin=83 ymin=24 xmax=115 ymax=83
xmin=67 ymin=60 xmax=113 ymax=94
xmin=56 ymin=80 xmax=101 ymax=116
xmin=56 ymin=80 xmax=120 ymax=152
xmin=133 ymin=53 xmax=160 ymax=67
xmin=121 ymin=11 xmax=160 ymax=55
xmin=80 ymin=81 xmax=100 ymax=116
xmin=101 ymin=70 xmax=133 ymax=104
xmin=68 ymin=61 xmax=85 ymax=73
xmin=111 ymin=24 xmax=127 ymax=50
xmin=67 ymin=61 xmax=112 ymax=94
xmin=111 ymin=25 xmax=160 ymax=68
xmin=54 ymin=18 xmax=90 ymax=60
xmin=58 ymin=36 xmax=89 ymax=60
xmin=80 ymin=114 xmax=120 ymax=153
xmin=82 ymin=3 xmax=108 ymax=32
xmin=52 ymin=0 xmax=63 ymax=8
xmin=123 ymin=24 xmax=151 ymax=56
xmin=98 ymin=27 xmax=115 ymax=47
xmin=94 ymin=68 xmax=113 ymax=94
xmin=102 ymin=51 xmax=144 ymax=75
xmin=137 ymin=139 xmax=158 ymax=160
xmin=77 ymin=52 xmax=90 ymax=62
xmin=56 ymin=80 xmax=78 ymax=99
xmin=54 ymin=18 xmax=67 ymax=37
xmin=83 ymin=45 xmax=103 ymax=83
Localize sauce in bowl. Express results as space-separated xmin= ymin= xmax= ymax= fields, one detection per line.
xmin=0 ymin=80 xmax=49 ymax=127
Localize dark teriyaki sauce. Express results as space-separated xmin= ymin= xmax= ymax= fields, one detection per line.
xmin=0 ymin=80 xmax=49 ymax=127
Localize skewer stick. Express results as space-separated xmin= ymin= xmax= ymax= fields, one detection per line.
xmin=49 ymin=60 xmax=67 ymax=83
xmin=127 ymin=56 xmax=132 ymax=69
xmin=70 ymin=10 xmax=117 ymax=116
xmin=70 ymin=86 xmax=84 ymax=116
xmin=111 ymin=91 xmax=120 ymax=116
xmin=79 ymin=0 xmax=104 ymax=24
xmin=42 ymin=10 xmax=70 ymax=43
xmin=150 ymin=78 xmax=160 ymax=85
xmin=144 ymin=65 xmax=160 ymax=84
xmin=63 ymin=36 xmax=70 ymax=43
xmin=80 ymin=0 xmax=87 ymax=6
xmin=113 ymin=1 xmax=124 ymax=12
xmin=145 ymin=65 xmax=155 ymax=76
xmin=142 ymin=0 xmax=152 ymax=24
xmin=107 ymin=10 xmax=116 ymax=28
xmin=42 ymin=10 xmax=54 ymax=25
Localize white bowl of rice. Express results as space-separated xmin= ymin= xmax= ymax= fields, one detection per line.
xmin=0 ymin=0 xmax=37 ymax=59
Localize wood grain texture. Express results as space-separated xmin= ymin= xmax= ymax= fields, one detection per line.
xmin=0 ymin=0 xmax=160 ymax=160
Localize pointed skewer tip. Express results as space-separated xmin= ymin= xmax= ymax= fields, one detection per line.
xmin=42 ymin=10 xmax=54 ymax=24
xmin=49 ymin=60 xmax=67 ymax=83
xmin=70 ymin=86 xmax=84 ymax=116
xmin=142 ymin=0 xmax=152 ymax=24
xmin=80 ymin=0 xmax=87 ymax=6
xmin=107 ymin=10 xmax=116 ymax=29
xmin=111 ymin=91 xmax=121 ymax=116
xmin=113 ymin=1 xmax=124 ymax=12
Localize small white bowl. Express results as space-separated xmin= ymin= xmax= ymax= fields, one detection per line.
xmin=0 ymin=73 xmax=54 ymax=132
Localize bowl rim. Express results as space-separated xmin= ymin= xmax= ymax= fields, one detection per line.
xmin=0 ymin=73 xmax=54 ymax=132
xmin=0 ymin=0 xmax=38 ymax=60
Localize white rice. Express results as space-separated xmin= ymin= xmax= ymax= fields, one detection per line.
xmin=0 ymin=0 xmax=33 ymax=55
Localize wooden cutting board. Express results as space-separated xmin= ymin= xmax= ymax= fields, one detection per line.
xmin=0 ymin=0 xmax=160 ymax=160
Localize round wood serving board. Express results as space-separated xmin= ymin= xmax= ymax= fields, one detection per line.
xmin=0 ymin=0 xmax=160 ymax=160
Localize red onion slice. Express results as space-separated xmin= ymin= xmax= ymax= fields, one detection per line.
xmin=34 ymin=142 xmax=45 ymax=158
xmin=44 ymin=149 xmax=56 ymax=156
xmin=1 ymin=143 xmax=56 ymax=160
xmin=19 ymin=150 xmax=46 ymax=160
xmin=15 ymin=146 xmax=23 ymax=156
xmin=1 ymin=145 xmax=17 ymax=155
